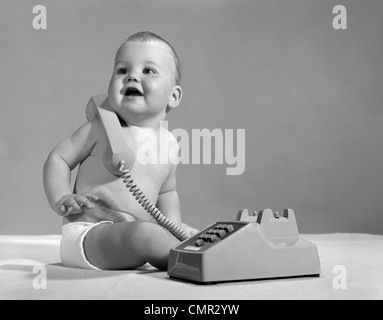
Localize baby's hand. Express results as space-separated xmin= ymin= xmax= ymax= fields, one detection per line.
xmin=53 ymin=193 xmax=99 ymax=216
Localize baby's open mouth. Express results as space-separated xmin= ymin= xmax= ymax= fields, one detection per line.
xmin=124 ymin=87 xmax=143 ymax=97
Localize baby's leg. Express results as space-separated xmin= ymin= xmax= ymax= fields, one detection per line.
xmin=83 ymin=221 xmax=180 ymax=270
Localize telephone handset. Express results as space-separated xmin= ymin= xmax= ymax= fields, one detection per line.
xmin=86 ymin=95 xmax=136 ymax=175
xmin=86 ymin=95 xmax=189 ymax=241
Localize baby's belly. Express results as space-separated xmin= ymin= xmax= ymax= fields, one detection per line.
xmin=63 ymin=202 xmax=138 ymax=224
xmin=65 ymin=156 xmax=162 ymax=224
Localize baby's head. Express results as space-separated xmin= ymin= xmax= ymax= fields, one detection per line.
xmin=108 ymin=31 xmax=182 ymax=126
xmin=126 ymin=32 xmax=181 ymax=85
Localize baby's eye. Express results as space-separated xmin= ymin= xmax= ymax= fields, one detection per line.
xmin=143 ymin=68 xmax=156 ymax=75
xmin=116 ymin=68 xmax=127 ymax=75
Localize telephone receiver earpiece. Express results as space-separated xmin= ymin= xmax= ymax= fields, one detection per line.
xmin=86 ymin=95 xmax=135 ymax=176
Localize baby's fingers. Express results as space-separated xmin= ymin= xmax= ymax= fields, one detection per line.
xmin=58 ymin=205 xmax=68 ymax=216
xmin=82 ymin=193 xmax=99 ymax=202
xmin=57 ymin=205 xmax=76 ymax=216
xmin=75 ymin=195 xmax=95 ymax=209
xmin=66 ymin=198 xmax=82 ymax=211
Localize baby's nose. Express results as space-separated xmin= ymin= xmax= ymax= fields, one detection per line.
xmin=125 ymin=71 xmax=139 ymax=82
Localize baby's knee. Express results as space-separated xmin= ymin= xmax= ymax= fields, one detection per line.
xmin=129 ymin=221 xmax=179 ymax=270
xmin=130 ymin=221 xmax=178 ymax=252
xmin=131 ymin=221 xmax=167 ymax=242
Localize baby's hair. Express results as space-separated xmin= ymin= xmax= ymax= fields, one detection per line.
xmin=125 ymin=31 xmax=181 ymax=85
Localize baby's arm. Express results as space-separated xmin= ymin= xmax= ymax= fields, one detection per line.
xmin=43 ymin=119 xmax=99 ymax=216
xmin=157 ymin=169 xmax=199 ymax=237
xmin=156 ymin=138 xmax=199 ymax=237
xmin=156 ymin=164 xmax=182 ymax=228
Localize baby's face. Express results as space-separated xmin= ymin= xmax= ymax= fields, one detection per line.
xmin=108 ymin=41 xmax=181 ymax=124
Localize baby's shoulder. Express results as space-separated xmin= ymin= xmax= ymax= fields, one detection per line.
xmin=159 ymin=127 xmax=180 ymax=165
xmin=75 ymin=117 xmax=105 ymax=144
xmin=159 ymin=125 xmax=176 ymax=141
xmin=160 ymin=126 xmax=179 ymax=147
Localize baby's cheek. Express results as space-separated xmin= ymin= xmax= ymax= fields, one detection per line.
xmin=107 ymin=88 xmax=122 ymax=111
xmin=145 ymin=81 xmax=166 ymax=96
xmin=108 ymin=80 xmax=122 ymax=98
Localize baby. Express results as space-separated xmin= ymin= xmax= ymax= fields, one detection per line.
xmin=43 ymin=31 xmax=197 ymax=271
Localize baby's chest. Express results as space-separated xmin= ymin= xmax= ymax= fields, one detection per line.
xmin=90 ymin=125 xmax=173 ymax=184
xmin=88 ymin=139 xmax=169 ymax=184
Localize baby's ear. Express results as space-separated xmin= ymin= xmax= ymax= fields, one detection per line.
xmin=167 ymin=85 xmax=182 ymax=112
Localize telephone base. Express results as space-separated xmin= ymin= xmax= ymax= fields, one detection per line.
xmin=169 ymin=273 xmax=320 ymax=286
xmin=167 ymin=209 xmax=321 ymax=284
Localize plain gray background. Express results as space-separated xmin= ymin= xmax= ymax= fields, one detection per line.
xmin=0 ymin=0 xmax=382 ymax=235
